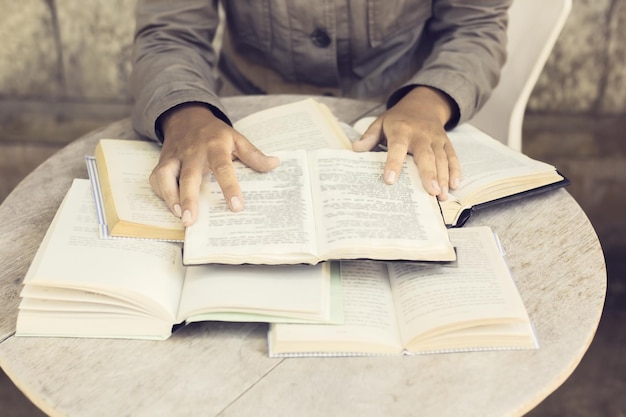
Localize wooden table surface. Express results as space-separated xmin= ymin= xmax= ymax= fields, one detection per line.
xmin=0 ymin=95 xmax=606 ymax=417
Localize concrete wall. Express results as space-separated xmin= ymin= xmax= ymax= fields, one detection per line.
xmin=0 ymin=0 xmax=136 ymax=200
xmin=2 ymin=1 xmax=625 ymax=120
xmin=529 ymin=0 xmax=626 ymax=114
xmin=1 ymin=0 xmax=625 ymax=251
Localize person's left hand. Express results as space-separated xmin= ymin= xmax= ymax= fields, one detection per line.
xmin=352 ymin=86 xmax=461 ymax=201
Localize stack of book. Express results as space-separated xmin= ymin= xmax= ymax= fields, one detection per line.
xmin=16 ymin=99 xmax=567 ymax=355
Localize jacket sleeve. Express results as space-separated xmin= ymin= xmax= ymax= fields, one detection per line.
xmin=388 ymin=0 xmax=512 ymax=128
xmin=131 ymin=0 xmax=229 ymax=142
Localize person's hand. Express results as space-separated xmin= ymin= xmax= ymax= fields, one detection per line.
xmin=150 ymin=103 xmax=280 ymax=226
xmin=352 ymin=86 xmax=461 ymax=201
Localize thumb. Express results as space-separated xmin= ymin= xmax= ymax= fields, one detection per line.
xmin=233 ymin=133 xmax=280 ymax=173
xmin=352 ymin=117 xmax=384 ymax=152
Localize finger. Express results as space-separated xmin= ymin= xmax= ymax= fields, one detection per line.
xmin=150 ymin=159 xmax=182 ymax=218
xmin=445 ymin=142 xmax=462 ymax=190
xmin=207 ymin=152 xmax=244 ymax=214
xmin=383 ymin=140 xmax=410 ymax=185
xmin=352 ymin=118 xmax=384 ymax=152
xmin=233 ymin=135 xmax=280 ymax=172
xmin=380 ymin=118 xmax=414 ymax=184
xmin=178 ymin=156 xmax=207 ymax=226
xmin=433 ymin=143 xmax=449 ymax=201
xmin=412 ymin=147 xmax=441 ymax=196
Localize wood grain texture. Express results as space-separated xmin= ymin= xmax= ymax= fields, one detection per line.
xmin=0 ymin=96 xmax=605 ymax=417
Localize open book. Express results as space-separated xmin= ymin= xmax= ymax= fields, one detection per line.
xmin=92 ymin=135 xmax=184 ymax=241
xmin=183 ymin=148 xmax=455 ymax=265
xmin=90 ymin=98 xmax=352 ymax=241
xmin=353 ymin=117 xmax=568 ymax=226
xmin=15 ymin=179 xmax=341 ymax=340
xmin=91 ymin=99 xmax=456 ymax=265
xmin=437 ymin=124 xmax=567 ymax=226
xmin=268 ymin=226 xmax=538 ymax=357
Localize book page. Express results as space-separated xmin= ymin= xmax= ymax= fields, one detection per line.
xmin=269 ymin=260 xmax=403 ymax=355
xmin=20 ymin=285 xmax=156 ymax=316
xmin=447 ymin=124 xmax=561 ymax=203
xmin=233 ymin=98 xmax=352 ymax=153
xmin=96 ymin=139 xmax=183 ymax=232
xmin=178 ymin=262 xmax=332 ymax=323
xmin=387 ymin=227 xmax=531 ymax=350
xmin=183 ymin=150 xmax=319 ymax=265
xmin=308 ymin=149 xmax=455 ymax=261
xmin=22 ymin=179 xmax=185 ymax=321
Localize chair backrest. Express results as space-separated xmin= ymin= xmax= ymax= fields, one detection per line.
xmin=470 ymin=0 xmax=572 ymax=151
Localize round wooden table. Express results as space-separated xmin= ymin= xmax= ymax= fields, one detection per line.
xmin=0 ymin=95 xmax=606 ymax=417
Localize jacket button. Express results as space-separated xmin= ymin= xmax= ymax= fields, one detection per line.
xmin=310 ymin=28 xmax=331 ymax=48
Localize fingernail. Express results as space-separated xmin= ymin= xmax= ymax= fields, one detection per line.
xmin=181 ymin=210 xmax=192 ymax=226
xmin=385 ymin=170 xmax=396 ymax=184
xmin=173 ymin=204 xmax=182 ymax=218
xmin=441 ymin=186 xmax=449 ymax=200
xmin=431 ymin=180 xmax=441 ymax=193
xmin=452 ymin=178 xmax=460 ymax=189
xmin=230 ymin=196 xmax=242 ymax=211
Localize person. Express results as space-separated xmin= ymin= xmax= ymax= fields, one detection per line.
xmin=131 ymin=0 xmax=512 ymax=226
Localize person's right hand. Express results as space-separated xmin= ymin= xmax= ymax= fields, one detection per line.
xmin=150 ymin=103 xmax=280 ymax=227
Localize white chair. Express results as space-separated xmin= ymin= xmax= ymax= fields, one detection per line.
xmin=470 ymin=0 xmax=572 ymax=151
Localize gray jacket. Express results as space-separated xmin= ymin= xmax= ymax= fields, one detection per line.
xmin=131 ymin=0 xmax=512 ymax=141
